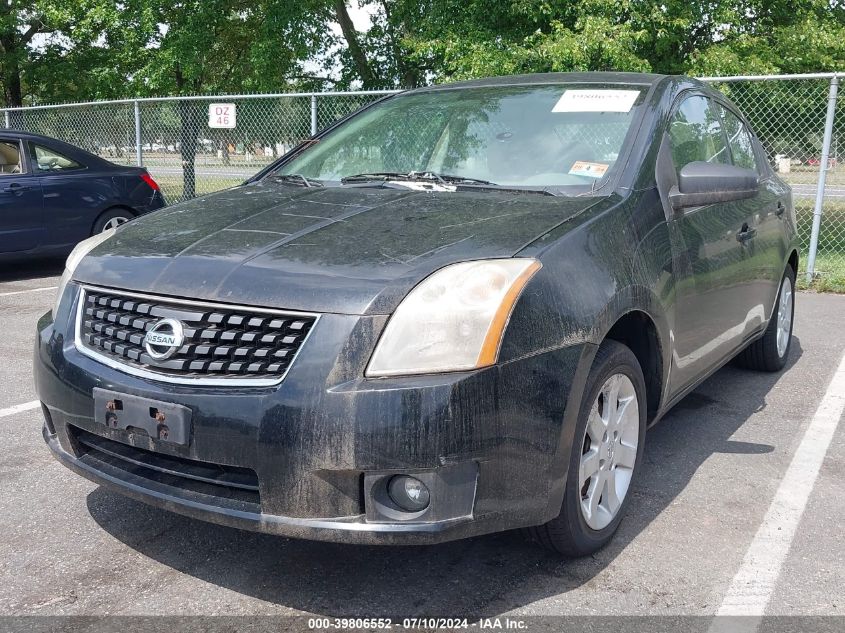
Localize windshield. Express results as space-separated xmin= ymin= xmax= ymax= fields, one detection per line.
xmin=274 ymin=83 xmax=646 ymax=194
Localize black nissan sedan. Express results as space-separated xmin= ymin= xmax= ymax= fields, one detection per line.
xmin=34 ymin=73 xmax=798 ymax=556
xmin=0 ymin=130 xmax=165 ymax=260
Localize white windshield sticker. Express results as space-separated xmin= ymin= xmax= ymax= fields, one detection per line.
xmin=553 ymin=89 xmax=640 ymax=113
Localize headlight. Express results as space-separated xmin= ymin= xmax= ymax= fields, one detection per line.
xmin=53 ymin=229 xmax=116 ymax=316
xmin=366 ymin=258 xmax=541 ymax=377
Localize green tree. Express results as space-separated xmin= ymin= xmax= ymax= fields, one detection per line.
xmin=0 ymin=0 xmax=116 ymax=108
xmin=95 ymin=0 xmax=332 ymax=199
xmin=5 ymin=0 xmax=845 ymax=200
xmin=327 ymin=0 xmax=845 ymax=87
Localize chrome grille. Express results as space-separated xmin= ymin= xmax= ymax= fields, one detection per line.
xmin=76 ymin=286 xmax=317 ymax=385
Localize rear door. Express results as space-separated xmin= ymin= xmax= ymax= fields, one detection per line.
xmin=28 ymin=141 xmax=111 ymax=249
xmin=0 ymin=137 xmax=43 ymax=253
xmin=665 ymin=94 xmax=758 ymax=393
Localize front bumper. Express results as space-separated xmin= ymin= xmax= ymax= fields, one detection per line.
xmin=34 ymin=285 xmax=593 ymax=545
xmin=43 ymin=427 xmax=477 ymax=544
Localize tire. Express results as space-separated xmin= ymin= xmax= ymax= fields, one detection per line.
xmin=735 ymin=265 xmax=795 ymax=372
xmin=92 ymin=208 xmax=134 ymax=234
xmin=528 ymin=340 xmax=647 ymax=556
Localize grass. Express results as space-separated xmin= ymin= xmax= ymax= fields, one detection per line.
xmin=103 ymin=151 xmax=276 ymax=171
xmin=780 ymin=165 xmax=828 ymax=186
xmin=795 ymin=200 xmax=845 ymax=293
xmin=153 ymin=174 xmax=244 ymax=203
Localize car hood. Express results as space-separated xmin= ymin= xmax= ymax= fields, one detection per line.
xmin=75 ymin=182 xmax=602 ymax=315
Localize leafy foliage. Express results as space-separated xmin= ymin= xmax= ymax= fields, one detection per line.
xmin=2 ymin=0 xmax=844 ymax=101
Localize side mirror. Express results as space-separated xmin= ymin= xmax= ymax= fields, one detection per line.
xmin=669 ymin=161 xmax=758 ymax=211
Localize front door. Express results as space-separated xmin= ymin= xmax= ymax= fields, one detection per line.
xmin=718 ymin=103 xmax=788 ymax=318
xmin=0 ymin=138 xmax=43 ymax=253
xmin=665 ymin=94 xmax=758 ymax=394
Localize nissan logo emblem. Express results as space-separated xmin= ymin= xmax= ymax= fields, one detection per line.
xmin=143 ymin=318 xmax=185 ymax=361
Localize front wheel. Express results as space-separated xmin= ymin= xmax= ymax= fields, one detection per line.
xmin=528 ymin=340 xmax=646 ymax=556
xmin=736 ymin=266 xmax=795 ymax=372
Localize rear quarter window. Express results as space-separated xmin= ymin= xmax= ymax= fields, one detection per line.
xmin=33 ymin=144 xmax=84 ymax=172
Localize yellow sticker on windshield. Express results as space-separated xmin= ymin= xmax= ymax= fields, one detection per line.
xmin=569 ymin=161 xmax=609 ymax=179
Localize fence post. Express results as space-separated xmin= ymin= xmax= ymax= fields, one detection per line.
xmin=310 ymin=95 xmax=318 ymax=136
xmin=134 ymin=100 xmax=143 ymax=167
xmin=806 ymin=74 xmax=839 ymax=282
xmin=3 ymin=111 xmax=8 ymax=128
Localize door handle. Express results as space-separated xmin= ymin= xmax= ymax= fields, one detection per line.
xmin=1 ymin=183 xmax=28 ymax=195
xmin=737 ymin=223 xmax=757 ymax=243
xmin=775 ymin=201 xmax=786 ymax=217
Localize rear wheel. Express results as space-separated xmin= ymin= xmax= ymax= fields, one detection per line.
xmin=736 ymin=266 xmax=795 ymax=372
xmin=528 ymin=340 xmax=646 ymax=556
xmin=92 ymin=208 xmax=133 ymax=234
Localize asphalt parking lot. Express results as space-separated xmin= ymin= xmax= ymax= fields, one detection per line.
xmin=1 ymin=261 xmax=844 ymax=627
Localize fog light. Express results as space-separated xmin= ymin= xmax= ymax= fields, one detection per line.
xmin=388 ymin=475 xmax=430 ymax=512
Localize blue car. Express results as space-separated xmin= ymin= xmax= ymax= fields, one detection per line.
xmin=0 ymin=130 xmax=166 ymax=259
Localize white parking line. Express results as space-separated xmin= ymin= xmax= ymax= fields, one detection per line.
xmin=713 ymin=351 xmax=845 ymax=627
xmin=0 ymin=286 xmax=57 ymax=297
xmin=0 ymin=400 xmax=40 ymax=418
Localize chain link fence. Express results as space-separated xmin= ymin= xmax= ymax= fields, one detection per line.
xmin=2 ymin=91 xmax=398 ymax=202
xmin=700 ymin=73 xmax=843 ymax=287
xmin=2 ymin=75 xmax=843 ymax=287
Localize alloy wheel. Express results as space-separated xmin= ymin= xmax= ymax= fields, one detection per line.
xmin=579 ymin=373 xmax=639 ymax=530
xmin=776 ymin=275 xmax=793 ymax=358
xmin=102 ymin=216 xmax=129 ymax=231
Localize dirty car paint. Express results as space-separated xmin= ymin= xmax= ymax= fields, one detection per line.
xmin=73 ymin=184 xmax=603 ymax=315
xmin=34 ymin=72 xmax=799 ymax=545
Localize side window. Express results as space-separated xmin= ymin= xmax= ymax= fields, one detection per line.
xmin=668 ymin=95 xmax=730 ymax=175
xmin=0 ymin=141 xmax=23 ymax=175
xmin=33 ymin=144 xmax=83 ymax=172
xmin=720 ymin=106 xmax=760 ymax=172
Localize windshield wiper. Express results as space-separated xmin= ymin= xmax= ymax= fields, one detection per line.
xmin=341 ymin=171 xmax=496 ymax=186
xmin=271 ymin=173 xmax=324 ymax=187
xmin=340 ymin=171 xmax=557 ymax=196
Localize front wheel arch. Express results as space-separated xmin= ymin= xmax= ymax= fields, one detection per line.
xmin=603 ymin=310 xmax=664 ymax=423
xmin=589 ymin=286 xmax=671 ymax=424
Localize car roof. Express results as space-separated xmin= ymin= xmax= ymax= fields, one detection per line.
xmin=1 ymin=129 xmax=72 ymax=143
xmin=401 ymin=72 xmax=723 ymax=128
xmin=0 ymin=128 xmax=118 ymax=169
xmin=411 ymin=71 xmax=675 ymax=92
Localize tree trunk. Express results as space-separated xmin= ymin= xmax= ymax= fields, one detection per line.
xmin=174 ymin=65 xmax=202 ymax=201
xmin=400 ymin=65 xmax=420 ymax=90
xmin=334 ymin=0 xmax=378 ymax=88
xmin=112 ymin=133 xmax=125 ymax=159
xmin=1 ymin=13 xmax=42 ymax=110
xmin=0 ymin=34 xmax=24 ymax=109
xmin=3 ymin=64 xmax=23 ymax=108
xmin=178 ymin=100 xmax=201 ymax=201
xmin=379 ymin=0 xmax=419 ymax=89
xmin=3 ymin=66 xmax=24 ymax=127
